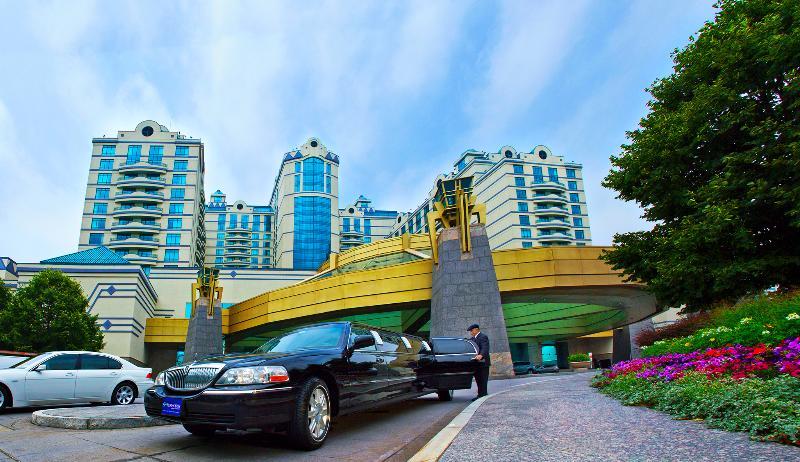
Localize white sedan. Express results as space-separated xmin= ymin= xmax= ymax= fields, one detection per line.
xmin=0 ymin=351 xmax=153 ymax=410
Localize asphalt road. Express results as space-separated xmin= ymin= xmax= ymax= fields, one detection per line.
xmin=0 ymin=373 xmax=565 ymax=462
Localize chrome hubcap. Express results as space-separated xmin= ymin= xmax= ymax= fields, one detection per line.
xmin=0 ymin=390 xmax=5 ymax=407
xmin=307 ymin=386 xmax=330 ymax=440
xmin=116 ymin=386 xmax=134 ymax=405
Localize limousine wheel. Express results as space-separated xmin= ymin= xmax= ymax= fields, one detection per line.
xmin=288 ymin=377 xmax=331 ymax=450
xmin=437 ymin=389 xmax=453 ymax=401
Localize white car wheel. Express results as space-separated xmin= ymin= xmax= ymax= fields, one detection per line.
xmin=112 ymin=383 xmax=136 ymax=405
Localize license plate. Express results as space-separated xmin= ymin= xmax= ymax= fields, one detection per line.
xmin=161 ymin=397 xmax=182 ymax=417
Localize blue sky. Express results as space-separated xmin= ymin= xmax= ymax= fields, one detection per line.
xmin=0 ymin=1 xmax=717 ymax=263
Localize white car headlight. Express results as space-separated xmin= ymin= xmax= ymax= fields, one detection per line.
xmin=155 ymin=372 xmax=166 ymax=386
xmin=215 ymin=366 xmax=290 ymax=385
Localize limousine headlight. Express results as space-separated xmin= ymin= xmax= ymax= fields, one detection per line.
xmin=155 ymin=372 xmax=166 ymax=386
xmin=215 ymin=366 xmax=290 ymax=385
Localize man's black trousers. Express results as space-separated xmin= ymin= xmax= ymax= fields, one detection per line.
xmin=474 ymin=365 xmax=490 ymax=396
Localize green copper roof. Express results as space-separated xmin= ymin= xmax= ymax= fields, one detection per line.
xmin=41 ymin=246 xmax=130 ymax=265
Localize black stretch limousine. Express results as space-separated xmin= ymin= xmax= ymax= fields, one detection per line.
xmin=145 ymin=321 xmax=479 ymax=449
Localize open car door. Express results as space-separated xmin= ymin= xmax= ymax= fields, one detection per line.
xmin=417 ymin=337 xmax=479 ymax=390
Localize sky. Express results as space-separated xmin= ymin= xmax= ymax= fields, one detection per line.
xmin=0 ymin=0 xmax=717 ymax=263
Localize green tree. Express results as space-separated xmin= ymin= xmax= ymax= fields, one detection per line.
xmin=603 ymin=0 xmax=800 ymax=310
xmin=0 ymin=270 xmax=104 ymax=352
xmin=0 ymin=284 xmax=13 ymax=349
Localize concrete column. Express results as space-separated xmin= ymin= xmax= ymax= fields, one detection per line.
xmin=612 ymin=327 xmax=631 ymax=363
xmin=555 ymin=341 xmax=570 ymax=370
xmin=527 ymin=341 xmax=542 ymax=366
xmin=184 ymin=297 xmax=223 ymax=363
xmin=430 ymin=224 xmax=514 ymax=378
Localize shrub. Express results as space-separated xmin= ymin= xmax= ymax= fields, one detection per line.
xmin=568 ymin=353 xmax=590 ymax=362
xmin=635 ymin=311 xmax=713 ymax=347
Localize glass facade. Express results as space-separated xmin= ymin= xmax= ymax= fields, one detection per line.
xmin=292 ymin=196 xmax=331 ymax=270
xmin=302 ymin=157 xmax=325 ymax=192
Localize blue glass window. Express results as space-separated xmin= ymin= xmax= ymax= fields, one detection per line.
xmin=168 ymin=218 xmax=182 ymax=229
xmin=532 ymin=166 xmax=543 ymax=184
xmin=354 ymin=219 xmax=361 ymax=232
xmin=573 ymin=217 xmax=583 ymax=227
xmin=342 ymin=217 xmax=350 ymax=232
xmin=519 ymin=215 xmax=530 ymax=226
xmin=264 ymin=215 xmax=271 ymax=229
xmin=570 ymin=193 xmax=580 ymax=203
xmin=566 ymin=169 xmax=576 ymax=179
xmin=217 ymin=214 xmax=225 ymax=230
xmin=571 ymin=205 xmax=581 ymax=215
xmin=575 ymin=230 xmax=585 ymax=240
xmin=164 ymin=249 xmax=179 ymax=262
xmin=251 ymin=249 xmax=258 ymax=256
xmin=215 ymin=257 xmax=223 ymax=264
xmin=149 ymin=146 xmax=163 ymax=165
xmin=101 ymin=145 xmax=115 ymax=156
xmin=97 ymin=173 xmax=111 ymax=184
xmin=521 ymin=228 xmax=532 ymax=239
xmin=302 ymin=157 xmax=324 ymax=192
xmin=548 ymin=167 xmax=558 ymax=182
xmin=295 ymin=162 xmax=301 ymax=173
xmin=522 ymin=241 xmax=533 ymax=249
xmin=172 ymin=174 xmax=186 ymax=185
xmin=326 ymin=175 xmax=331 ymax=193
xmin=242 ymin=215 xmax=249 ymax=228
xmin=517 ymin=202 xmax=529 ymax=212
xmin=99 ymin=160 xmax=114 ymax=170
xmin=166 ymin=234 xmax=181 ymax=245
xmin=175 ymin=146 xmax=189 ymax=157
xmin=513 ymin=164 xmax=524 ymax=174
xmin=514 ymin=177 xmax=525 ymax=187
xmin=216 ymin=249 xmax=223 ymax=256
xmin=170 ymin=188 xmax=185 ymax=199
xmin=93 ymin=203 xmax=107 ymax=214
xmin=174 ymin=160 xmax=188 ymax=171
xmin=568 ymin=181 xmax=577 ymax=190
xmin=292 ymin=196 xmax=331 ymax=270
xmin=126 ymin=145 xmax=141 ymax=164
xmin=91 ymin=218 xmax=106 ymax=229
xmin=515 ymin=189 xmax=527 ymax=200
xmin=326 ymin=163 xmax=331 ymax=175
xmin=229 ymin=214 xmax=237 ymax=228
xmin=217 ymin=240 xmax=224 ymax=247
xmin=89 ymin=233 xmax=103 ymax=245
xmin=253 ymin=215 xmax=261 ymax=230
xmin=95 ymin=188 xmax=109 ymax=199
xmin=294 ymin=175 xmax=300 ymax=192
xmin=364 ymin=219 xmax=371 ymax=235
xmin=251 ymin=257 xmax=258 ymax=265
xmin=169 ymin=203 xmax=184 ymax=214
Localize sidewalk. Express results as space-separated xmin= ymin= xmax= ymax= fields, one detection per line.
xmin=439 ymin=373 xmax=800 ymax=462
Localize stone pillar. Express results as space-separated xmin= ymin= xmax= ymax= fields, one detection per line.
xmin=430 ymin=224 xmax=514 ymax=378
xmin=612 ymin=327 xmax=631 ymax=364
xmin=184 ymin=297 xmax=223 ymax=364
xmin=527 ymin=341 xmax=542 ymax=366
xmin=555 ymin=341 xmax=570 ymax=370
xmin=628 ymin=318 xmax=655 ymax=359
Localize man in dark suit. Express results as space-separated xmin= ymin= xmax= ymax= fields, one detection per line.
xmin=467 ymin=323 xmax=490 ymax=400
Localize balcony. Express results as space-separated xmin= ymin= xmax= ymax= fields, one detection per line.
xmin=116 ymin=175 xmax=166 ymax=188
xmin=531 ymin=180 xmax=567 ymax=192
xmin=121 ymin=253 xmax=158 ymax=264
xmin=536 ymin=219 xmax=571 ymax=230
xmin=225 ymin=241 xmax=250 ymax=250
xmin=226 ymin=234 xmax=250 ymax=242
xmin=534 ymin=206 xmax=569 ymax=217
xmin=341 ymin=236 xmax=363 ymax=246
xmin=114 ymin=190 xmax=165 ymax=203
xmin=112 ymin=206 xmax=163 ymax=218
xmin=226 ymin=224 xmax=251 ymax=232
xmin=225 ymin=248 xmax=250 ymax=257
xmin=110 ymin=221 xmax=161 ymax=233
xmin=118 ymin=161 xmax=168 ymax=174
xmin=222 ymin=260 xmax=250 ymax=268
xmin=107 ymin=237 xmax=160 ymax=250
xmin=532 ymin=194 xmax=567 ymax=204
xmin=538 ymin=233 xmax=573 ymax=242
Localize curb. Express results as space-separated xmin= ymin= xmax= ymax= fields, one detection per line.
xmin=31 ymin=406 xmax=175 ymax=430
xmin=407 ymin=376 xmax=570 ymax=462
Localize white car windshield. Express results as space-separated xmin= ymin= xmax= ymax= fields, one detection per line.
xmin=13 ymin=354 xmax=50 ymax=369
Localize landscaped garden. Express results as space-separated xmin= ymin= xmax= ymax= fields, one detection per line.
xmin=592 ymin=293 xmax=800 ymax=446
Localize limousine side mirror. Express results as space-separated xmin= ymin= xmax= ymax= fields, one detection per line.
xmin=347 ymin=335 xmax=375 ymax=356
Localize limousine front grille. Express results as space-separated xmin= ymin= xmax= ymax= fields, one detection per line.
xmin=165 ymin=364 xmax=224 ymax=391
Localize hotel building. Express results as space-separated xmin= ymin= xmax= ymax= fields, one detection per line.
xmin=203 ymin=191 xmax=274 ymax=269
xmin=338 ymin=196 xmax=399 ymax=251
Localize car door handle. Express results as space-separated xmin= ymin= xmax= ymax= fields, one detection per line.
xmin=110 ymin=372 xmax=120 ymax=376
xmin=65 ymin=373 xmax=75 ymax=377
xmin=376 ymin=357 xmax=384 ymax=364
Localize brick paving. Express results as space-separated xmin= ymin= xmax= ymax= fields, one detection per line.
xmin=441 ymin=372 xmax=800 ymax=462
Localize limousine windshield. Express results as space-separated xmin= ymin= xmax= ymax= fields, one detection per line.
xmin=254 ymin=324 xmax=345 ymax=353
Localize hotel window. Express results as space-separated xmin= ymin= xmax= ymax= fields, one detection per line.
xmin=164 ymin=249 xmax=179 ymax=262
xmin=215 ymin=257 xmax=223 ymax=264
xmin=294 ymin=175 xmax=300 ymax=192
xmin=569 ymin=193 xmax=580 ymax=203
xmin=522 ymin=241 xmax=533 ymax=248
xmin=326 ymin=163 xmax=331 ymax=175
xmin=97 ymin=173 xmax=111 ymax=184
xmin=172 ymin=174 xmax=186 ymax=185
xmin=515 ymin=189 xmax=527 ymax=200
xmin=295 ymin=162 xmax=301 ymax=173
xmin=91 ymin=218 xmax=106 ymax=229
xmin=101 ymin=145 xmax=116 ymax=156
xmin=264 ymin=215 xmax=271 ymax=229
xmin=354 ymin=219 xmax=361 ymax=233
xmin=166 ymin=234 xmax=181 ymax=245
xmin=566 ymin=169 xmax=576 ymax=179
xmin=513 ymin=164 xmax=524 ymax=174
xmin=364 ymin=237 xmax=371 ymax=243
xmin=251 ymin=249 xmax=258 ymax=256
xmin=514 ymin=177 xmax=525 ymax=187
xmin=217 ymin=232 xmax=224 ymax=239
xmin=229 ymin=214 xmax=237 ymax=228
xmin=217 ymin=240 xmax=224 ymax=247
xmin=149 ymin=145 xmax=163 ymax=165
xmin=326 ymin=175 xmax=331 ymax=193
xmin=302 ymin=157 xmax=324 ymax=192
xmin=169 ymin=203 xmax=184 ymax=214
xmin=548 ymin=167 xmax=558 ymax=182
xmin=532 ymin=166 xmax=544 ymax=183
xmin=573 ymin=217 xmax=583 ymax=227
xmin=170 ymin=188 xmax=185 ymax=199
xmin=521 ymin=228 xmax=532 ymax=239
xmin=217 ymin=214 xmax=225 ymax=230
xmin=242 ymin=215 xmax=249 ymax=228
xmin=126 ymin=145 xmax=142 ymax=164
xmin=89 ymin=233 xmax=103 ymax=245
xmin=568 ymin=181 xmax=577 ymax=191
xmin=575 ymin=230 xmax=585 ymax=240
xmin=364 ymin=219 xmax=371 ymax=236
xmin=343 ymin=217 xmax=350 ymax=232
xmin=93 ymin=203 xmax=107 ymax=214
xmin=99 ymin=160 xmax=114 ymax=170
xmin=571 ymin=205 xmax=581 ymax=215
xmin=253 ymin=215 xmax=261 ymax=230
xmin=517 ymin=202 xmax=529 ymax=212
xmin=251 ymin=257 xmax=258 ymax=265
xmin=174 ymin=160 xmax=188 ymax=171
xmin=216 ymin=249 xmax=223 ymax=255
xmin=168 ymin=218 xmax=182 ymax=229
xmin=519 ymin=215 xmax=530 ymax=226
xmin=175 ymin=146 xmax=189 ymax=157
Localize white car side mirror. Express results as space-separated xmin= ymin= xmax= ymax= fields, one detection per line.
xmin=35 ymin=364 xmax=47 ymax=372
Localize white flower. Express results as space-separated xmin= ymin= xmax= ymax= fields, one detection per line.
xmin=762 ymin=330 xmax=771 ymax=335
xmin=786 ymin=312 xmax=800 ymax=321
xmin=739 ymin=317 xmax=752 ymax=325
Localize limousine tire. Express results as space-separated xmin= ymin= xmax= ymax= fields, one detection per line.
xmin=437 ymin=388 xmax=453 ymax=401
xmin=288 ymin=377 xmax=331 ymax=450
xmin=183 ymin=423 xmax=217 ymax=437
